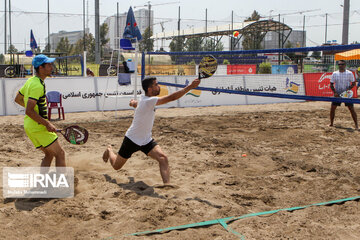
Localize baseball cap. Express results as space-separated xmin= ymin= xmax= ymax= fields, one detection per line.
xmin=32 ymin=54 xmax=56 ymax=68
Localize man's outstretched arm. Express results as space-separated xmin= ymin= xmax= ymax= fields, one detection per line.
xmin=156 ymin=79 xmax=200 ymax=106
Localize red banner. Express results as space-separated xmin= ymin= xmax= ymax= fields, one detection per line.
xmin=303 ymin=72 xmax=358 ymax=98
xmin=227 ymin=65 xmax=256 ymax=75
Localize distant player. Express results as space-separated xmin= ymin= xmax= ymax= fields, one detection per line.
xmin=329 ymin=60 xmax=358 ymax=130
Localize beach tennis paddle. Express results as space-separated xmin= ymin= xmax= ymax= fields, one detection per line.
xmin=339 ymin=90 xmax=353 ymax=98
xmin=57 ymin=125 xmax=89 ymax=145
xmin=198 ymin=55 xmax=217 ymax=80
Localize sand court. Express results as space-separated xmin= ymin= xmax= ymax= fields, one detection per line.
xmin=1 ymin=101 xmax=360 ymax=239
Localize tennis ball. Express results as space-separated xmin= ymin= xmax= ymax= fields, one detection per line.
xmin=233 ymin=31 xmax=239 ymax=37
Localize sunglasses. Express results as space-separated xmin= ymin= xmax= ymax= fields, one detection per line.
xmin=338 ymin=64 xmax=345 ymax=66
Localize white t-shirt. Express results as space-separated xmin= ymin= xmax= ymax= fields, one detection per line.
xmin=125 ymin=95 xmax=158 ymax=145
xmin=330 ymin=70 xmax=355 ymax=94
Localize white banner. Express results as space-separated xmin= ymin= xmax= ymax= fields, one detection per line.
xmin=1 ymin=74 xmax=305 ymax=116
xmin=156 ymin=74 xmax=305 ymax=107
xmin=5 ymin=78 xmax=27 ymax=115
xmin=0 ymin=79 xmax=4 ymax=116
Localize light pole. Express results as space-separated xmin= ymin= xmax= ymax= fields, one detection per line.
xmin=342 ymin=0 xmax=350 ymax=44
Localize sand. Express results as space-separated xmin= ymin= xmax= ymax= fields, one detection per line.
xmin=1 ymin=101 xmax=360 ymax=240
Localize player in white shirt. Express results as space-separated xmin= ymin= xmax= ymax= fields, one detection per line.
xmin=102 ymin=77 xmax=201 ymax=185
xmin=329 ymin=60 xmax=358 ymax=130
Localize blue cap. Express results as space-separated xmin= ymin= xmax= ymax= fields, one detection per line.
xmin=32 ymin=54 xmax=56 ymax=68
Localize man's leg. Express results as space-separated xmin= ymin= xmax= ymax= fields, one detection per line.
xmin=147 ymin=145 xmax=170 ymax=184
xmin=43 ymin=140 xmax=66 ymax=167
xmin=347 ymin=105 xmax=358 ymax=129
xmin=103 ymin=145 xmax=128 ymax=170
xmin=40 ymin=147 xmax=54 ymax=167
xmin=330 ymin=103 xmax=338 ymax=127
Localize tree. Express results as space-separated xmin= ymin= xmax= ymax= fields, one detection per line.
xmin=43 ymin=43 xmax=51 ymax=53
xmin=203 ymin=39 xmax=224 ymax=51
xmin=285 ymin=41 xmax=296 ymax=60
xmin=55 ymin=37 xmax=72 ymax=54
xmin=185 ymin=38 xmax=203 ymax=52
xmin=169 ymin=36 xmax=186 ymax=52
xmin=242 ymin=10 xmax=262 ymax=50
xmin=8 ymin=44 xmax=18 ymax=53
xmin=259 ymin=62 xmax=271 ymax=74
xmin=139 ymin=27 xmax=154 ymax=52
xmin=100 ymin=22 xmax=110 ymax=57
xmin=72 ymin=33 xmax=96 ymax=62
xmin=311 ymin=51 xmax=321 ymax=59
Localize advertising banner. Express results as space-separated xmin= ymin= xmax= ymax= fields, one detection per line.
xmin=272 ymin=65 xmax=298 ymax=74
xmin=227 ymin=65 xmax=256 ymax=75
xmin=303 ymin=72 xmax=358 ymax=98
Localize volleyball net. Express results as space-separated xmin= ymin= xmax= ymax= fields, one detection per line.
xmin=141 ymin=44 xmax=360 ymax=104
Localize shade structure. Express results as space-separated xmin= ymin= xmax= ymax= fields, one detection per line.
xmin=334 ymin=49 xmax=360 ymax=61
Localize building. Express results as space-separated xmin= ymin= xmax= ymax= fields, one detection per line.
xmin=262 ymin=30 xmax=306 ymax=49
xmin=232 ymin=30 xmax=306 ymax=50
xmin=104 ymin=8 xmax=153 ymax=50
xmin=48 ymin=29 xmax=89 ymax=52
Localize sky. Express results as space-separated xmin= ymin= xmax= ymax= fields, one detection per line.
xmin=1 ymin=0 xmax=360 ymax=54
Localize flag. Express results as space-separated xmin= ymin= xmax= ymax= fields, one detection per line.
xmin=123 ymin=7 xmax=142 ymax=41
xmin=30 ymin=29 xmax=38 ymax=49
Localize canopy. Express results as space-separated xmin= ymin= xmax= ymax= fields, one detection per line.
xmin=334 ymin=49 xmax=360 ymax=60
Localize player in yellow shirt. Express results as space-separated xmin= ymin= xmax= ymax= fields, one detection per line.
xmin=14 ymin=54 xmax=66 ymax=167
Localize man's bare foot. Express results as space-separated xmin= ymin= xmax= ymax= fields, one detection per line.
xmin=153 ymin=184 xmax=179 ymax=189
xmin=102 ymin=145 xmax=112 ymax=163
xmin=329 ymin=124 xmax=334 ymax=127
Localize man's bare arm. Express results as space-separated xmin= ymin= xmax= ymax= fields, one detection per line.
xmin=14 ymin=92 xmax=25 ymax=107
xmin=157 ymin=79 xmax=201 ymax=106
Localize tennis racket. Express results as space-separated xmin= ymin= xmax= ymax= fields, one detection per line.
xmin=57 ymin=125 xmax=89 ymax=145
xmin=339 ymin=90 xmax=353 ymax=98
xmin=198 ymin=55 xmax=217 ymax=80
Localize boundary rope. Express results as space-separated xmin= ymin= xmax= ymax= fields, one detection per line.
xmin=158 ymin=81 xmax=360 ymax=104
xmin=117 ymin=196 xmax=360 ymax=239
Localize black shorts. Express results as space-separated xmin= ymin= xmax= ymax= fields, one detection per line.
xmin=118 ymin=136 xmax=158 ymax=159
xmin=332 ymin=101 xmax=354 ymax=107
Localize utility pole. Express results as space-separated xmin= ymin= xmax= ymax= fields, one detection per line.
xmin=47 ymin=0 xmax=50 ymax=52
xmin=231 ymin=10 xmax=233 ymax=51
xmin=205 ymin=8 xmax=207 ymax=48
xmin=342 ymin=0 xmax=350 ymax=45
xmin=325 ymin=13 xmax=328 ymax=44
xmin=177 ymin=6 xmax=180 ymax=51
xmin=4 ymin=0 xmax=7 ymax=54
xmin=9 ymin=0 xmax=12 ymax=52
xmin=148 ymin=1 xmax=151 ymax=33
xmin=302 ymin=15 xmax=305 ymax=47
xmin=95 ymin=0 xmax=100 ymax=64
xmin=116 ymin=2 xmax=119 ymax=40
xmin=83 ymin=0 xmax=87 ymax=76
xmin=83 ymin=0 xmax=86 ymax=51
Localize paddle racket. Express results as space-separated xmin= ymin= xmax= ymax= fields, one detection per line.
xmin=339 ymin=90 xmax=353 ymax=98
xmin=198 ymin=55 xmax=217 ymax=80
xmin=57 ymin=125 xmax=89 ymax=145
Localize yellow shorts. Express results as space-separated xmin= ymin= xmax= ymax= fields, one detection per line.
xmin=25 ymin=125 xmax=58 ymax=149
